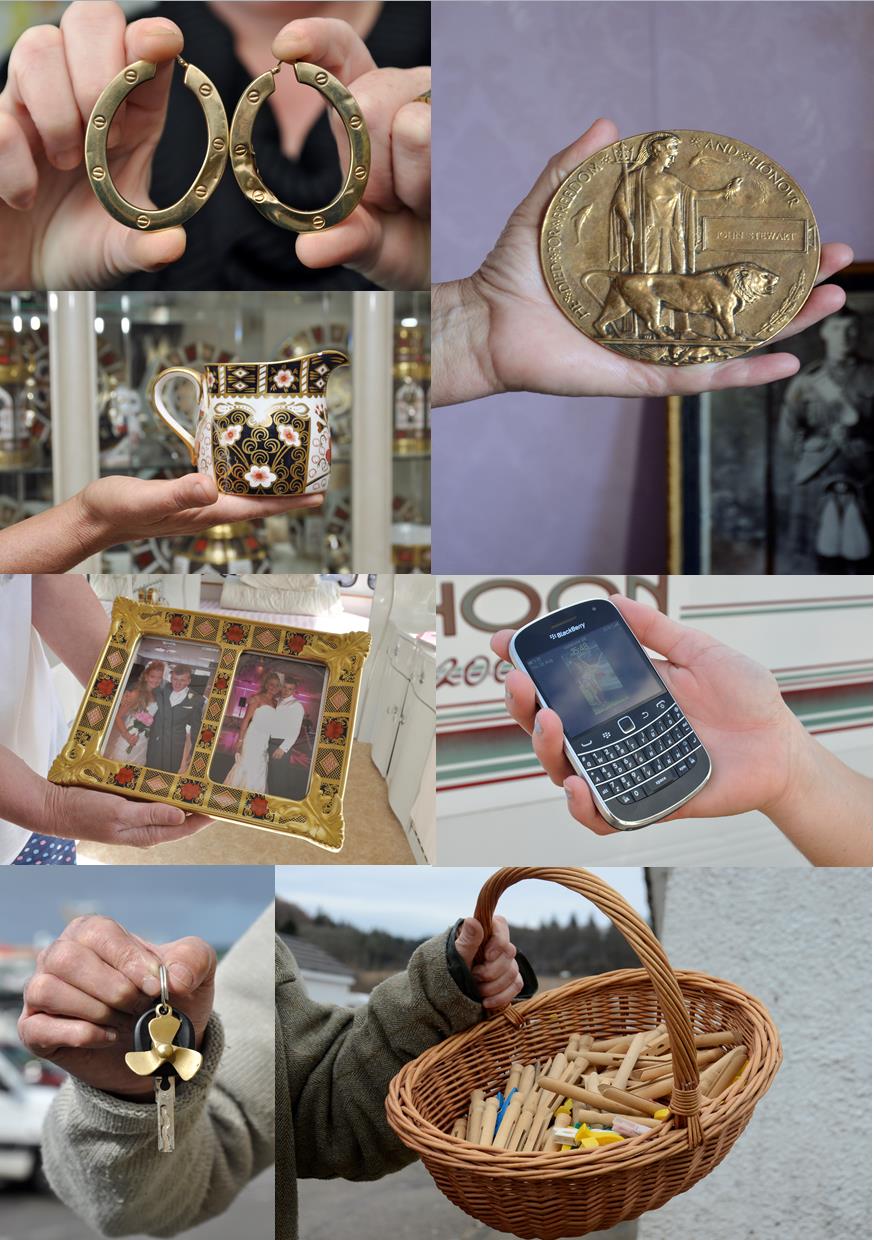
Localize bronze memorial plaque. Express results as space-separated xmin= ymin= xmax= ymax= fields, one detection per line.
xmin=540 ymin=130 xmax=820 ymax=366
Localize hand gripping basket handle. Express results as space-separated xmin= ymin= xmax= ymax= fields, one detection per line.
xmin=473 ymin=867 xmax=703 ymax=1147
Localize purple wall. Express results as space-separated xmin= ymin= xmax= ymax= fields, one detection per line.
xmin=432 ymin=0 xmax=874 ymax=572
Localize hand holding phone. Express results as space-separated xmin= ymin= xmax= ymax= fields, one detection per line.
xmin=493 ymin=596 xmax=801 ymax=835
xmin=508 ymin=598 xmax=712 ymax=827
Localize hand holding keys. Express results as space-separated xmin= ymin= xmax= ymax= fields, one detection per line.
xmin=18 ymin=914 xmax=216 ymax=1123
xmin=125 ymin=965 xmax=203 ymax=1152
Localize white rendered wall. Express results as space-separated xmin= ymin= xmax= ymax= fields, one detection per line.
xmin=638 ymin=868 xmax=872 ymax=1239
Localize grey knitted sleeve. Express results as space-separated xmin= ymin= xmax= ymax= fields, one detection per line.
xmin=40 ymin=905 xmax=275 ymax=1237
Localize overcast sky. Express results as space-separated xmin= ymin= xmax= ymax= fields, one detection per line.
xmin=0 ymin=868 xmax=272 ymax=949
xmin=275 ymin=868 xmax=648 ymax=937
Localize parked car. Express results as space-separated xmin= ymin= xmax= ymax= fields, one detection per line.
xmin=0 ymin=1042 xmax=65 ymax=1089
xmin=0 ymin=1047 xmax=55 ymax=1187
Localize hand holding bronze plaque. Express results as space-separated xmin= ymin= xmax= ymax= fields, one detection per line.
xmin=541 ymin=130 xmax=821 ymax=366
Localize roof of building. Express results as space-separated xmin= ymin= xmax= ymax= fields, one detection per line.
xmin=280 ymin=933 xmax=355 ymax=979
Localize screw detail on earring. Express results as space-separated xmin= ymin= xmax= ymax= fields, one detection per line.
xmin=92 ymin=166 xmax=105 ymax=180
xmin=212 ymin=137 xmax=225 ymax=151
xmin=199 ymin=83 xmax=212 ymax=96
xmin=136 ymin=214 xmax=150 ymax=229
xmin=230 ymin=61 xmax=370 ymax=232
xmin=124 ymin=68 xmax=138 ymax=83
xmin=195 ymin=185 xmax=207 ymax=198
xmin=93 ymin=115 xmax=106 ymax=129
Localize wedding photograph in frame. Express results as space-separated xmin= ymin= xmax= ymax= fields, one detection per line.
xmin=668 ymin=263 xmax=874 ymax=574
xmin=48 ymin=597 xmax=371 ymax=851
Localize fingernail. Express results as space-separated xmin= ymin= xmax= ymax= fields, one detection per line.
xmin=142 ymin=975 xmax=160 ymax=996
xmin=505 ymin=685 xmax=513 ymax=702
xmin=564 ymin=779 xmax=574 ymax=800
xmin=168 ymin=961 xmax=194 ymax=989
xmin=104 ymin=1028 xmax=117 ymax=1042
xmin=533 ymin=716 xmax=543 ymax=735
xmin=54 ymin=147 xmax=81 ymax=172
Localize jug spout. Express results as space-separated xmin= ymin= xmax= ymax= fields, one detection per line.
xmin=271 ymin=348 xmax=349 ymax=396
xmin=306 ymin=348 xmax=349 ymax=375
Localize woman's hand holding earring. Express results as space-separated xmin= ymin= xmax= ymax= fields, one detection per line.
xmin=271 ymin=17 xmax=431 ymax=290
xmin=0 ymin=1 xmax=188 ymax=289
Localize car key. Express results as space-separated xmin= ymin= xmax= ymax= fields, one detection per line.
xmin=124 ymin=964 xmax=203 ymax=1152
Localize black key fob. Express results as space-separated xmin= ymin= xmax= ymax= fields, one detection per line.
xmin=132 ymin=1005 xmax=196 ymax=1083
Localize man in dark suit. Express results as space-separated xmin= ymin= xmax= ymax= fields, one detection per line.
xmin=266 ymin=681 xmax=311 ymax=801
xmin=146 ymin=665 xmax=206 ymax=774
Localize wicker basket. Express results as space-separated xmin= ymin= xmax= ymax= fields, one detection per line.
xmin=386 ymin=867 xmax=781 ymax=1239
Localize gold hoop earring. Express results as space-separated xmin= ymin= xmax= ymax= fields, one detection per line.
xmin=85 ymin=56 xmax=228 ymax=231
xmin=230 ymin=62 xmax=371 ymax=233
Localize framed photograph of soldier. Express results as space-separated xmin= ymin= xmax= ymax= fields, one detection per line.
xmin=668 ymin=263 xmax=874 ymax=574
xmin=48 ymin=596 xmax=371 ymax=851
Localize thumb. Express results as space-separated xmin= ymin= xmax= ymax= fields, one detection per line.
xmin=120 ymin=800 xmax=188 ymax=829
xmin=145 ymin=473 xmax=218 ymax=518
xmin=116 ymin=801 xmax=211 ymax=849
xmin=114 ymin=225 xmax=187 ymax=276
xmin=610 ymin=595 xmax=716 ymax=666
xmin=454 ymin=917 xmax=485 ymax=968
xmin=155 ymin=936 xmax=217 ymax=998
xmin=513 ymin=117 xmax=620 ymax=229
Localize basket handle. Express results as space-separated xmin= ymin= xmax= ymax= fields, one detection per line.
xmin=473 ymin=866 xmax=703 ymax=1147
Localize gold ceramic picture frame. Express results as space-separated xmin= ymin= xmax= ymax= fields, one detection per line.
xmin=48 ymin=597 xmax=371 ymax=852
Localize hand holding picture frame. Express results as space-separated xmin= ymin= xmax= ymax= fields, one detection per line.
xmin=49 ymin=598 xmax=371 ymax=851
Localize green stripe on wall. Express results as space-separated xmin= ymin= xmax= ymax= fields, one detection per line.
xmin=679 ymin=602 xmax=871 ymax=620
xmin=437 ymin=684 xmax=873 ymax=786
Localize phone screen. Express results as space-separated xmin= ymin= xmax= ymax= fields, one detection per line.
xmin=525 ymin=620 xmax=663 ymax=737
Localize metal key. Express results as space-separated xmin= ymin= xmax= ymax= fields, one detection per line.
xmin=125 ymin=964 xmax=202 ymax=1153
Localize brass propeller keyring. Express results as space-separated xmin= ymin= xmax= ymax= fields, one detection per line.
xmin=230 ymin=61 xmax=371 ymax=233
xmin=85 ymin=56 xmax=229 ymax=231
xmin=124 ymin=963 xmax=203 ymax=1153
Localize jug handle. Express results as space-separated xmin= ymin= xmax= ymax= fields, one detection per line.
xmin=148 ymin=367 xmax=202 ymax=465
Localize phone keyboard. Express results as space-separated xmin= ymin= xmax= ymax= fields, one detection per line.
xmin=575 ymin=702 xmax=703 ymax=807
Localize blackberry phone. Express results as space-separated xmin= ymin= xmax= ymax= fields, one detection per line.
xmin=508 ymin=599 xmax=711 ymax=828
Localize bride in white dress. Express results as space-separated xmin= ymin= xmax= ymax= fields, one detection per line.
xmin=224 ymin=672 xmax=282 ymax=793
xmin=106 ymin=660 xmax=164 ymax=764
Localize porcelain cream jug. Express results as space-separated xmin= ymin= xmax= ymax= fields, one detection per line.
xmin=149 ymin=350 xmax=349 ymax=496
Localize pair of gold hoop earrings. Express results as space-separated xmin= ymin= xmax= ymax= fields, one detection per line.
xmin=84 ymin=55 xmax=371 ymax=233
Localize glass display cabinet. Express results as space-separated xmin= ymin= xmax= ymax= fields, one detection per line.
xmin=0 ymin=294 xmax=52 ymax=530
xmin=392 ymin=290 xmax=431 ymax=573
xmin=0 ymin=291 xmax=430 ymax=574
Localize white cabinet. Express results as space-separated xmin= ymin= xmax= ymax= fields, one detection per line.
xmin=370 ymin=631 xmax=418 ymax=776
xmin=387 ymin=644 xmax=435 ymax=860
xmin=357 ymin=576 xmax=435 ymax=743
